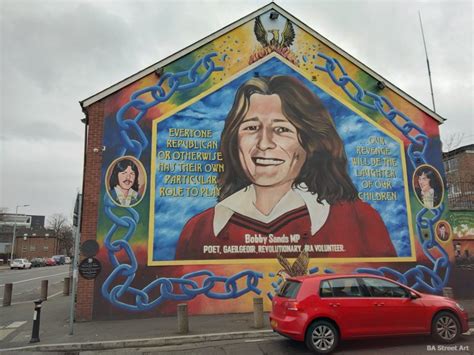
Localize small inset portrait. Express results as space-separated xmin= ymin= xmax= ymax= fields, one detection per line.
xmin=106 ymin=156 xmax=146 ymax=207
xmin=413 ymin=165 xmax=443 ymax=209
xmin=435 ymin=221 xmax=452 ymax=243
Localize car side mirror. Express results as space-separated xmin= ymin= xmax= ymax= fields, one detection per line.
xmin=409 ymin=291 xmax=419 ymax=300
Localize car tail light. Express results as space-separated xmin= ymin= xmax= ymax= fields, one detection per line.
xmin=286 ymin=300 xmax=299 ymax=311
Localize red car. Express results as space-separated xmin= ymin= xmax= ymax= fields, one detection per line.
xmin=270 ymin=274 xmax=469 ymax=354
xmin=45 ymin=258 xmax=56 ymax=266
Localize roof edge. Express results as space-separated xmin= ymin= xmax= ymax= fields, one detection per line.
xmin=80 ymin=2 xmax=444 ymax=124
xmin=443 ymin=143 xmax=474 ymax=156
xmin=271 ymin=4 xmax=445 ymax=124
xmin=80 ymin=2 xmax=275 ymax=108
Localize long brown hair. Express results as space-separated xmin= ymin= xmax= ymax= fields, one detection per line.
xmin=218 ymin=75 xmax=358 ymax=204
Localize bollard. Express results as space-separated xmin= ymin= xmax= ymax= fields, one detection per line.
xmin=40 ymin=280 xmax=48 ymax=301
xmin=253 ymin=297 xmax=264 ymax=329
xmin=443 ymin=287 xmax=454 ymax=299
xmin=63 ymin=277 xmax=70 ymax=296
xmin=29 ymin=300 xmax=43 ymax=343
xmin=177 ymin=303 xmax=189 ymax=334
xmin=3 ymin=283 xmax=12 ymax=307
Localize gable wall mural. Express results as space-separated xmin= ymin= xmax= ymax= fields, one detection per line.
xmin=86 ymin=8 xmax=456 ymax=319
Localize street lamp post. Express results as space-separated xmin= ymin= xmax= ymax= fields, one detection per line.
xmin=10 ymin=204 xmax=30 ymax=263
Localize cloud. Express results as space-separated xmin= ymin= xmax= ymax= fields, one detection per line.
xmin=0 ymin=0 xmax=471 ymax=224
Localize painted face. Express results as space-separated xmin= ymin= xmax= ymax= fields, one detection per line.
xmin=118 ymin=165 xmax=136 ymax=191
xmin=418 ymin=172 xmax=431 ymax=192
xmin=237 ymin=94 xmax=307 ymax=188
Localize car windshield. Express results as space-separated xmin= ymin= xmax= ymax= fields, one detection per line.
xmin=14 ymin=259 xmax=22 ymax=263
xmin=278 ymin=280 xmax=301 ymax=298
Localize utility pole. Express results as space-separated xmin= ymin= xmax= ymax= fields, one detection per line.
xmin=418 ymin=11 xmax=436 ymax=112
xmin=69 ymin=193 xmax=82 ymax=335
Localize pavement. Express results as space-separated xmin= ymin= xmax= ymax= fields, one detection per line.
xmin=0 ymin=288 xmax=277 ymax=353
xmin=0 ymin=265 xmax=473 ymax=354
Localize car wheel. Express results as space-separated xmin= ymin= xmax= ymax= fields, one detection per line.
xmin=432 ymin=311 xmax=461 ymax=343
xmin=305 ymin=320 xmax=339 ymax=354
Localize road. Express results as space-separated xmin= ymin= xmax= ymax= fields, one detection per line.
xmin=0 ymin=264 xmax=70 ymax=305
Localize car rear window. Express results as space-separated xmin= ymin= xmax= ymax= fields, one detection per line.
xmin=278 ymin=280 xmax=301 ymax=298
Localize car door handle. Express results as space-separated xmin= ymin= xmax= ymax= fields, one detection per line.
xmin=329 ymin=303 xmax=340 ymax=307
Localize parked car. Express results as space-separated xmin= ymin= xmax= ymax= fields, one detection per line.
xmin=30 ymin=257 xmax=46 ymax=267
xmin=10 ymin=258 xmax=32 ymax=269
xmin=45 ymin=258 xmax=56 ymax=266
xmin=52 ymin=255 xmax=65 ymax=265
xmin=270 ymin=274 xmax=469 ymax=354
xmin=64 ymin=256 xmax=72 ymax=264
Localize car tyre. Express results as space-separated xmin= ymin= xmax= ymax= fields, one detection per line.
xmin=305 ymin=320 xmax=339 ymax=354
xmin=431 ymin=311 xmax=461 ymax=344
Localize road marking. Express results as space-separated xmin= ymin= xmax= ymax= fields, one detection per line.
xmin=6 ymin=321 xmax=27 ymax=329
xmin=0 ymin=328 xmax=15 ymax=341
xmin=0 ymin=271 xmax=69 ymax=287
xmin=0 ymin=265 xmax=70 ymax=278
xmin=244 ymin=339 xmax=267 ymax=343
xmin=0 ymin=321 xmax=27 ymax=341
xmin=47 ymin=291 xmax=63 ymax=299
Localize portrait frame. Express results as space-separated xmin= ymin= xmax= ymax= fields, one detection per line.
xmin=147 ymin=54 xmax=417 ymax=266
xmin=435 ymin=220 xmax=452 ymax=244
xmin=412 ymin=164 xmax=444 ymax=209
xmin=105 ymin=156 xmax=147 ymax=208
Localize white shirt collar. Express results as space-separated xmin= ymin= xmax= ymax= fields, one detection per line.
xmin=114 ymin=185 xmax=138 ymax=206
xmin=213 ymin=185 xmax=330 ymax=236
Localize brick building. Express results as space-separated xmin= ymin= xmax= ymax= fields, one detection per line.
xmin=443 ymin=144 xmax=474 ymax=279
xmin=0 ymin=225 xmax=60 ymax=260
xmin=443 ymin=144 xmax=474 ymax=210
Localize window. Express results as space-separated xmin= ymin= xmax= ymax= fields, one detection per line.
xmin=444 ymin=158 xmax=459 ymax=172
xmin=30 ymin=245 xmax=36 ymax=251
xmin=43 ymin=246 xmax=49 ymax=251
xmin=22 ymin=246 xmax=27 ymax=252
xmin=448 ymin=183 xmax=462 ymax=197
xmin=278 ymin=281 xmax=301 ymax=298
xmin=320 ymin=281 xmax=333 ymax=297
xmin=362 ymin=278 xmax=409 ymax=298
xmin=320 ymin=278 xmax=364 ymax=298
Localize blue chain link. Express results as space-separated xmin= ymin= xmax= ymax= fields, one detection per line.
xmin=315 ymin=53 xmax=449 ymax=294
xmin=102 ymin=53 xmax=264 ymax=311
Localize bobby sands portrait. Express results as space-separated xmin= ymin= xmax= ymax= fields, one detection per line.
xmin=108 ymin=158 xmax=142 ymax=207
xmin=175 ymin=75 xmax=396 ymax=260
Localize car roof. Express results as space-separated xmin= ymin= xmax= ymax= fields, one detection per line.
xmin=287 ymin=273 xmax=389 ymax=282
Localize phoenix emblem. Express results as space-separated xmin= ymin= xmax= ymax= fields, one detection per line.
xmin=276 ymin=251 xmax=309 ymax=280
xmin=249 ymin=15 xmax=299 ymax=65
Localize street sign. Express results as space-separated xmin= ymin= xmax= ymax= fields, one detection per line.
xmin=78 ymin=258 xmax=101 ymax=280
xmin=73 ymin=194 xmax=82 ymax=227
xmin=80 ymin=240 xmax=99 ymax=257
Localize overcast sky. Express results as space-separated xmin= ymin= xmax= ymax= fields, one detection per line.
xmin=0 ymin=0 xmax=472 ymax=222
